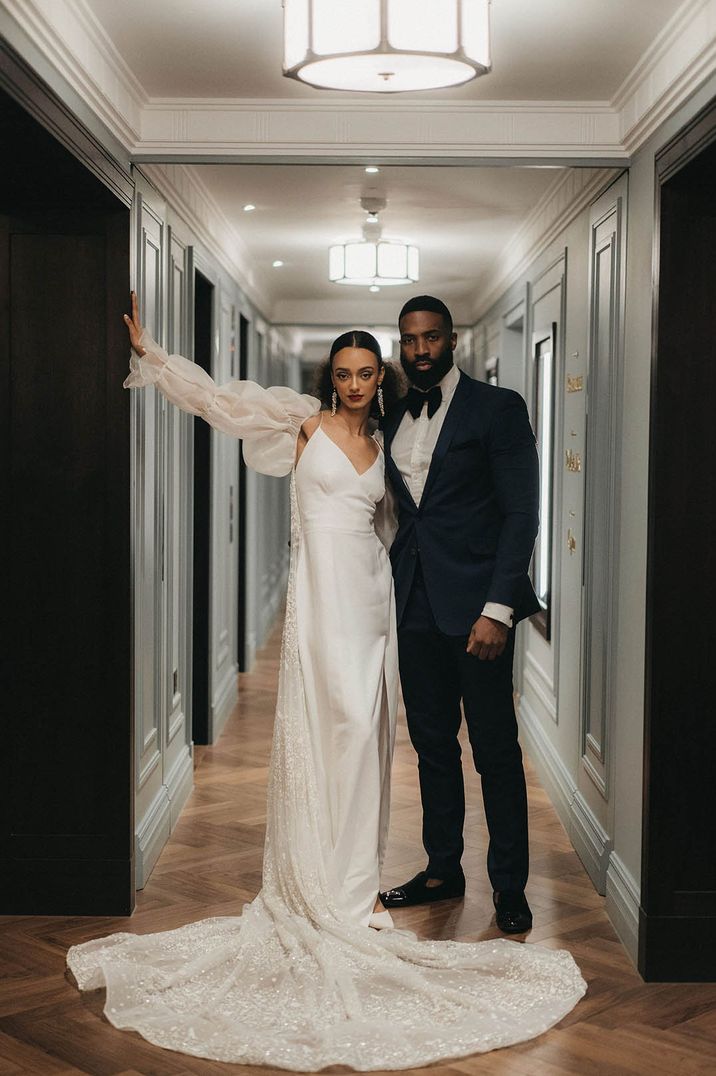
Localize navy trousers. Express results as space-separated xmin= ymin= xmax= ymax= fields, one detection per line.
xmin=397 ymin=562 xmax=529 ymax=892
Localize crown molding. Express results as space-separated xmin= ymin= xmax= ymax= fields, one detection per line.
xmin=2 ymin=0 xmax=714 ymax=161
xmin=137 ymin=99 xmax=623 ymax=160
xmin=613 ymin=0 xmax=716 ymax=153
xmin=140 ymin=163 xmax=273 ymax=319
xmin=471 ymin=166 xmax=620 ymax=322
xmin=1 ymin=0 xmax=145 ymax=145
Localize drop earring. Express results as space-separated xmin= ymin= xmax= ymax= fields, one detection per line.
xmin=331 ymin=389 xmax=338 ymax=416
xmin=377 ymin=385 xmax=385 ymax=417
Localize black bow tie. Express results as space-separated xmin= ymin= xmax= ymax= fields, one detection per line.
xmin=405 ymin=384 xmax=442 ymax=420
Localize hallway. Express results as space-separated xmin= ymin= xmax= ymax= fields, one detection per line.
xmin=1 ymin=618 xmax=715 ymax=1075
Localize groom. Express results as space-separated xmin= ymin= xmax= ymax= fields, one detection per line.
xmin=379 ymin=296 xmax=540 ymax=934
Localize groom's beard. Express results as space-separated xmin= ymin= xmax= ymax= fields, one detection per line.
xmin=400 ymin=343 xmax=454 ymax=391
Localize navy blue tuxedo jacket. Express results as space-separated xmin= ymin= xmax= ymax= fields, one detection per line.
xmin=383 ymin=370 xmax=541 ymax=635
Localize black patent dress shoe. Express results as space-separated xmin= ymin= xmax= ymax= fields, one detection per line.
xmin=379 ymin=870 xmax=466 ymax=908
xmin=493 ymin=890 xmax=533 ymax=934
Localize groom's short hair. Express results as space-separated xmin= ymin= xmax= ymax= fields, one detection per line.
xmin=399 ymin=295 xmax=453 ymax=334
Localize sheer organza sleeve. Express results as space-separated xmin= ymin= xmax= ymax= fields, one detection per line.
xmin=124 ymin=330 xmax=321 ymax=477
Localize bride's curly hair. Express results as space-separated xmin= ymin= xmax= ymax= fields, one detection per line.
xmin=314 ymin=330 xmax=405 ymax=421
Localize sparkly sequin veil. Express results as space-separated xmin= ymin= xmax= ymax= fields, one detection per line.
xmin=66 ymin=336 xmax=586 ymax=1070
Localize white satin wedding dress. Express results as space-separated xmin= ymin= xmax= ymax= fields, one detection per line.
xmin=67 ymin=333 xmax=586 ymax=1070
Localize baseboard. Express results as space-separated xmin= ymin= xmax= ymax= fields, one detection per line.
xmin=165 ymin=745 xmax=194 ymax=831
xmin=245 ymin=628 xmax=257 ymax=672
xmin=519 ymin=697 xmax=611 ymax=894
xmin=606 ymin=852 xmax=640 ymax=967
xmin=135 ymin=785 xmax=172 ymax=890
xmin=571 ymin=791 xmax=612 ymax=895
xmin=523 ymin=651 xmax=558 ymax=723
xmin=0 ymin=857 xmax=134 ymax=915
xmin=518 ymin=695 xmax=575 ymax=826
xmin=210 ymin=662 xmax=238 ymax=744
xmin=639 ymin=908 xmax=716 ymax=981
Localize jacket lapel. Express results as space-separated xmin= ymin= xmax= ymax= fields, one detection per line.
xmin=420 ymin=371 xmax=472 ymax=507
xmin=382 ymin=398 xmax=418 ymax=511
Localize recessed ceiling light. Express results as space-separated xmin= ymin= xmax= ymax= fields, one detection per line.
xmin=369 ymin=285 xmax=380 ymax=293
xmin=272 ymin=260 xmax=284 ymax=268
xmin=243 ymin=203 xmax=256 ymax=212
xmin=365 ymin=166 xmax=380 ymax=174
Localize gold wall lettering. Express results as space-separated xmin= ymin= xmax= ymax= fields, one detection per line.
xmin=567 ymin=375 xmax=584 ymax=393
xmin=567 ymin=528 xmax=577 ymax=555
xmin=565 ymin=449 xmax=582 ymax=472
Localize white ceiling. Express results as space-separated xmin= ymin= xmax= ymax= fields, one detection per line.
xmin=185 ymin=162 xmax=564 ymax=322
xmin=78 ymin=1 xmax=683 ymax=324
xmin=87 ymin=0 xmax=683 ymax=102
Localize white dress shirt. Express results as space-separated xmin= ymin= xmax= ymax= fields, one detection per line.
xmin=391 ymin=364 xmax=514 ymax=630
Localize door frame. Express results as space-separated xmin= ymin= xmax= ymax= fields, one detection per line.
xmin=641 ymin=95 xmax=716 ymax=981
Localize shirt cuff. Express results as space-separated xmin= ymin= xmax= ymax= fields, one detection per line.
xmin=482 ymin=602 xmax=514 ymax=629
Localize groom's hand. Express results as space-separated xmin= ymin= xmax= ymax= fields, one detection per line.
xmin=466 ymin=616 xmax=508 ymax=660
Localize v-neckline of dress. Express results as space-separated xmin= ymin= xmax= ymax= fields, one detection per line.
xmin=317 ymin=425 xmax=382 ymax=479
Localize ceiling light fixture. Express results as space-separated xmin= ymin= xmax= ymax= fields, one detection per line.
xmin=283 ymin=0 xmax=491 ymax=93
xmin=272 ymin=260 xmax=284 ymax=268
xmin=243 ymin=203 xmax=256 ymax=212
xmin=329 ymin=195 xmax=419 ymax=288
xmin=365 ymin=166 xmax=380 ymax=174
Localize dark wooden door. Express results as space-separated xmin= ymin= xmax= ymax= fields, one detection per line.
xmin=642 ymin=100 xmax=716 ymax=981
xmin=237 ymin=313 xmax=249 ymax=671
xmin=0 ymin=90 xmax=132 ymax=914
xmin=191 ymin=271 xmax=214 ymax=744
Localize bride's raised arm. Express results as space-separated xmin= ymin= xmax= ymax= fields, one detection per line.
xmin=123 ymin=292 xmax=320 ymax=477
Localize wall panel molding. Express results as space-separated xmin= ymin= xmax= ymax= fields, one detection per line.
xmin=580 ymin=175 xmax=628 ymax=804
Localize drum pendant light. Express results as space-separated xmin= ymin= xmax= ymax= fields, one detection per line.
xmin=283 ymin=0 xmax=491 ymax=94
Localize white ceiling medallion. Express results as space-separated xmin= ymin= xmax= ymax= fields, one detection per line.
xmin=283 ymin=0 xmax=491 ymax=94
xmin=329 ymin=195 xmax=419 ymax=286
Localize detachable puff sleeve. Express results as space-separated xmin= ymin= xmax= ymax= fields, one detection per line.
xmin=124 ymin=330 xmax=321 ymax=477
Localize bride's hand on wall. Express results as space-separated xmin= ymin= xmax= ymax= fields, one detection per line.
xmin=123 ymin=291 xmax=146 ymax=356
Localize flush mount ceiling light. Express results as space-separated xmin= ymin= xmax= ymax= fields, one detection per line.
xmin=329 ymin=196 xmax=419 ymax=287
xmin=283 ymin=0 xmax=491 ymax=93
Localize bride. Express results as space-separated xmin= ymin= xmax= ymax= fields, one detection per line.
xmin=67 ymin=293 xmax=585 ymax=1070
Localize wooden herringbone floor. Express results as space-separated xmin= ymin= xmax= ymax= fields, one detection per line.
xmin=1 ymin=618 xmax=715 ymax=1075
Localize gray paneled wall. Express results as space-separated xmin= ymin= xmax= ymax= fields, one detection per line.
xmin=471 ymin=171 xmax=630 ymax=955
xmin=579 ymin=175 xmax=628 ymax=854
xmin=130 ymin=171 xmax=299 ymax=888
